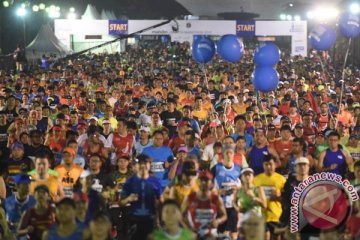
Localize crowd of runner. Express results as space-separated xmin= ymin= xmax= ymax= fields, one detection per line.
xmin=0 ymin=41 xmax=359 ymax=240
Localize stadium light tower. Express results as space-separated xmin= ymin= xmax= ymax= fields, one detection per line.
xmin=16 ymin=6 xmax=27 ymax=45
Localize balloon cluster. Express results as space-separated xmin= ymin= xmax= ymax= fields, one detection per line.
xmin=252 ymin=42 xmax=280 ymax=92
xmin=192 ymin=34 xmax=244 ymax=63
xmin=309 ymin=12 xmax=360 ymax=51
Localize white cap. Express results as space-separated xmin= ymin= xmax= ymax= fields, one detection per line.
xmin=295 ymin=157 xmax=309 ymax=165
xmin=89 ymin=116 xmax=98 ymax=122
xmin=140 ymin=125 xmax=151 ymax=132
xmin=243 ymin=89 xmax=250 ymax=93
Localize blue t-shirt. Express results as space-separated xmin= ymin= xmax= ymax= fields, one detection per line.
xmin=142 ymin=145 xmax=174 ymax=189
xmin=121 ymin=175 xmax=162 ymax=217
xmin=213 ymin=163 xmax=241 ymax=208
xmin=5 ymin=194 xmax=36 ymax=225
xmin=188 ymin=145 xmax=201 ymax=159
xmin=233 ymin=132 xmax=253 ymax=150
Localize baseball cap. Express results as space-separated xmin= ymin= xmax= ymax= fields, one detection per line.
xmin=13 ymin=173 xmax=31 ymax=185
xmin=295 ymin=123 xmax=303 ymax=129
xmin=89 ymin=116 xmax=98 ymax=122
xmin=103 ymin=119 xmax=111 ymax=125
xmin=240 ymin=168 xmax=254 ymax=175
xmin=177 ymin=145 xmax=188 ymax=153
xmin=295 ymin=157 xmax=310 ymax=165
xmin=140 ymin=125 xmax=151 ymax=132
xmin=63 ymin=147 xmax=76 ymax=157
xmin=53 ymin=125 xmax=62 ymax=131
xmin=178 ymin=121 xmax=190 ymax=129
xmin=34 ymin=184 xmax=50 ymax=194
xmin=198 ymin=170 xmax=213 ymax=180
xmin=182 ymin=161 xmax=197 ymax=176
xmin=11 ymin=142 xmax=24 ymax=150
xmin=135 ymin=154 xmax=151 ymax=164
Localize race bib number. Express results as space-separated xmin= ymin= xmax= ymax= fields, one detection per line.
xmin=151 ymin=162 xmax=165 ymax=172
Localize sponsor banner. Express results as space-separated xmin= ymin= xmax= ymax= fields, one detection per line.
xmin=109 ymin=20 xmax=129 ymax=35
xmin=236 ymin=20 xmax=255 ymax=37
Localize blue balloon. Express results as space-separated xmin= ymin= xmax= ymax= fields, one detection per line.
xmin=192 ymin=37 xmax=216 ymax=63
xmin=309 ymin=25 xmax=336 ymax=51
xmin=339 ymin=13 xmax=360 ymax=38
xmin=217 ymin=34 xmax=244 ymax=63
xmin=253 ymin=42 xmax=280 ymax=66
xmin=252 ymin=67 xmax=279 ymax=92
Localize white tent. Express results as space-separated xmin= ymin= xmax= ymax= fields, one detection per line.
xmin=108 ymin=11 xmax=118 ymax=20
xmin=101 ymin=10 xmax=118 ymax=20
xmin=101 ymin=9 xmax=109 ymax=20
xmin=81 ymin=4 xmax=100 ymax=20
xmin=26 ymin=24 xmax=72 ymax=59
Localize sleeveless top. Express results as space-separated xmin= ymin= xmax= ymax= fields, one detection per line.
xmin=27 ymin=206 xmax=54 ymax=240
xmin=324 ymin=148 xmax=347 ymax=177
xmin=187 ymin=192 xmax=218 ymax=237
xmin=318 ymin=114 xmax=329 ymax=131
xmin=48 ymin=223 xmax=85 ymax=240
xmin=152 ymin=228 xmax=193 ymax=240
xmin=249 ymin=145 xmax=269 ymax=175
xmin=237 ymin=187 xmax=262 ymax=215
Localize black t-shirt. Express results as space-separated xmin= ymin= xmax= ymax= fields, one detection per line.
xmin=0 ymin=124 xmax=9 ymax=147
xmin=91 ymin=170 xmax=116 ymax=193
xmin=160 ymin=110 xmax=182 ymax=137
xmin=2 ymin=156 xmax=32 ymax=195
xmin=208 ymin=89 xmax=220 ymax=104
xmin=4 ymin=108 xmax=18 ymax=123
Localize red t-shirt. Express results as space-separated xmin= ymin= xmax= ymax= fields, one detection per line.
xmin=112 ymin=132 xmax=134 ymax=157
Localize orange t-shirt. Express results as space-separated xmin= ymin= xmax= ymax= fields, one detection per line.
xmin=55 ymin=164 xmax=83 ymax=197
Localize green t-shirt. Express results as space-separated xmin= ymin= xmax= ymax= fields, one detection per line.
xmin=152 ymin=228 xmax=193 ymax=240
xmin=28 ymin=169 xmax=58 ymax=177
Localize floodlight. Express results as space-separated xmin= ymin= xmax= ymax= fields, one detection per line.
xmin=3 ymin=1 xmax=9 ymax=7
xmin=16 ymin=7 xmax=27 ymax=17
xmin=32 ymin=5 xmax=39 ymax=12
xmin=350 ymin=3 xmax=360 ymax=14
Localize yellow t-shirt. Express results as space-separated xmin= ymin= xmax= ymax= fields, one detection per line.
xmin=173 ymin=181 xmax=200 ymax=206
xmin=29 ymin=175 xmax=60 ymax=201
xmin=254 ymin=172 xmax=286 ymax=223
xmin=55 ymin=164 xmax=83 ymax=197
xmin=193 ymin=109 xmax=208 ymax=121
xmin=232 ymin=103 xmax=247 ymax=115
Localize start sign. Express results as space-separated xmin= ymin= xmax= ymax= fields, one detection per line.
xmin=236 ymin=20 xmax=255 ymax=37
xmin=109 ymin=20 xmax=128 ymax=35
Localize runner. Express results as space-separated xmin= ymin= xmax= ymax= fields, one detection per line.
xmin=212 ymin=144 xmax=241 ymax=239
xmin=147 ymin=199 xmax=196 ymax=240
xmin=120 ymin=154 xmax=162 ymax=240
xmin=17 ymin=185 xmax=55 ymax=240
xmin=55 ymin=147 xmax=83 ymax=198
xmin=182 ymin=170 xmax=227 ymax=239
xmin=253 ymin=155 xmax=286 ymax=240
xmin=317 ymin=131 xmax=353 ymax=178
xmin=42 ymin=198 xmax=90 ymax=240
